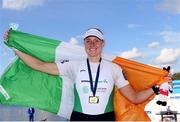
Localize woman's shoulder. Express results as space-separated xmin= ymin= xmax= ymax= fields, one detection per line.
xmin=102 ymin=59 xmax=122 ymax=70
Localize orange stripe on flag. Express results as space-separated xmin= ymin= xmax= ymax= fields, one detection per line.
xmin=112 ymin=56 xmax=168 ymax=121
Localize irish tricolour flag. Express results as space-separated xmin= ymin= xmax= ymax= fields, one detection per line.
xmin=0 ymin=30 xmax=168 ymax=121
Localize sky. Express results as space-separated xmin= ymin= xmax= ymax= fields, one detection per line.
xmin=0 ymin=0 xmax=180 ymax=75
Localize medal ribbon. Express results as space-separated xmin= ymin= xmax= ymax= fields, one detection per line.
xmin=87 ymin=58 xmax=101 ymax=96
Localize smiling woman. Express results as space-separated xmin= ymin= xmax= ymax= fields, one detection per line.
xmin=1 ymin=28 xmax=170 ymax=121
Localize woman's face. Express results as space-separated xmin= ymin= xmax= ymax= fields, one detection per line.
xmin=84 ymin=36 xmax=104 ymax=58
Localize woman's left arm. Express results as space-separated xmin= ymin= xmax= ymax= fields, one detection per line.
xmin=119 ymin=84 xmax=154 ymax=104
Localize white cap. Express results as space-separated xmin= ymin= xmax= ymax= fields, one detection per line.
xmin=83 ymin=28 xmax=104 ymax=40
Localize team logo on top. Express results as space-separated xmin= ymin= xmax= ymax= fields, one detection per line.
xmin=82 ymin=86 xmax=89 ymax=94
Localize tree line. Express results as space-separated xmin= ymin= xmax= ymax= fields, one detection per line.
xmin=172 ymin=72 xmax=180 ymax=80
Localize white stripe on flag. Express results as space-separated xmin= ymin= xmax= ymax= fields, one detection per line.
xmin=0 ymin=84 xmax=10 ymax=100
xmin=57 ymin=76 xmax=74 ymax=119
xmin=55 ymin=42 xmax=86 ymax=62
xmin=102 ymin=53 xmax=116 ymax=62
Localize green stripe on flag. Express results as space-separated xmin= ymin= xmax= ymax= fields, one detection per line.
xmin=0 ymin=58 xmax=62 ymax=113
xmin=6 ymin=30 xmax=61 ymax=62
xmin=0 ymin=30 xmax=64 ymax=114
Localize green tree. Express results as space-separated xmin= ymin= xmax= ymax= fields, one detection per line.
xmin=172 ymin=72 xmax=180 ymax=80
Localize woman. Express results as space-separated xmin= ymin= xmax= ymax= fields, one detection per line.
xmin=4 ymin=28 xmax=155 ymax=121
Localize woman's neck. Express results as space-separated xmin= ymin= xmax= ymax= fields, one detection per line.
xmin=88 ymin=56 xmax=101 ymax=63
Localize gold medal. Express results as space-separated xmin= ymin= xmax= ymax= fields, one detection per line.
xmin=89 ymin=96 xmax=99 ymax=104
xmin=87 ymin=58 xmax=101 ymax=104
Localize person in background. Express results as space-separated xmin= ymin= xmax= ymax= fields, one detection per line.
xmin=28 ymin=107 xmax=35 ymax=121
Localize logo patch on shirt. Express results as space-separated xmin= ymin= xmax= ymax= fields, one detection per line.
xmin=80 ymin=69 xmax=86 ymax=72
xmin=60 ymin=60 xmax=69 ymax=64
xmin=82 ymin=86 xmax=89 ymax=94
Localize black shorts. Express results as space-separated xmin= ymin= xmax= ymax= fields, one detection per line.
xmin=70 ymin=111 xmax=115 ymax=121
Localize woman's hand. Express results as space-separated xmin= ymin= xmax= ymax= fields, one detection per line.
xmin=3 ymin=30 xmax=10 ymax=42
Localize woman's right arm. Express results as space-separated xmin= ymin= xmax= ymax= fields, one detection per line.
xmin=4 ymin=30 xmax=59 ymax=75
xmin=14 ymin=50 xmax=59 ymax=75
